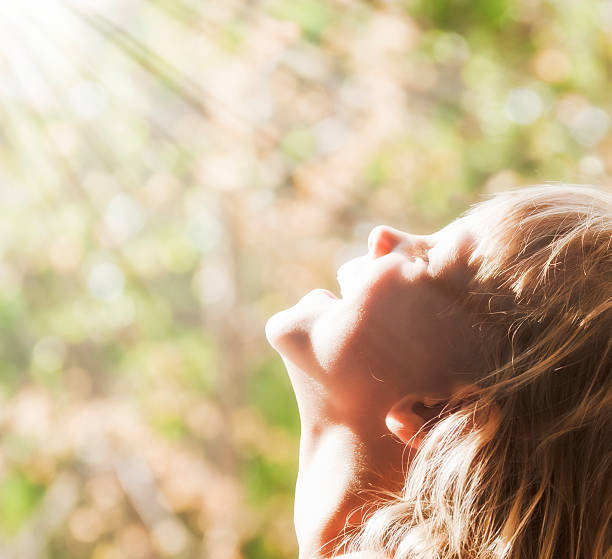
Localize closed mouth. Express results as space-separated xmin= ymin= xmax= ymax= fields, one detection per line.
xmin=322 ymin=289 xmax=339 ymax=300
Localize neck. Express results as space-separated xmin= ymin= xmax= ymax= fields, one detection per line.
xmin=294 ymin=397 xmax=407 ymax=558
xmin=281 ymin=360 xmax=409 ymax=557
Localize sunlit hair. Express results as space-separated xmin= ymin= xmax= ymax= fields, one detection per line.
xmin=344 ymin=185 xmax=612 ymax=559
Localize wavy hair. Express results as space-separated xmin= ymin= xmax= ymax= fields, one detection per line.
xmin=345 ymin=185 xmax=612 ymax=559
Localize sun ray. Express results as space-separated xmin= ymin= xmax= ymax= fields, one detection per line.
xmin=0 ymin=13 xmax=168 ymax=304
xmin=68 ymin=2 xmax=275 ymax=146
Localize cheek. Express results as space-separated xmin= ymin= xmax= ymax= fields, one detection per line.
xmin=354 ymin=279 xmax=466 ymax=387
xmin=358 ymin=275 xmax=428 ymax=339
xmin=306 ymin=280 xmax=418 ymax=381
xmin=308 ymin=304 xmax=364 ymax=373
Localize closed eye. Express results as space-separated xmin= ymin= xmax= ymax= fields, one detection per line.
xmin=406 ymin=244 xmax=431 ymax=262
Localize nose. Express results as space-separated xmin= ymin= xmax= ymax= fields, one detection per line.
xmin=368 ymin=225 xmax=405 ymax=258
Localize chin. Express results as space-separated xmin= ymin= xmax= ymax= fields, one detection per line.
xmin=265 ymin=309 xmax=290 ymax=351
xmin=266 ymin=291 xmax=335 ymax=366
xmin=265 ymin=305 xmax=308 ymax=355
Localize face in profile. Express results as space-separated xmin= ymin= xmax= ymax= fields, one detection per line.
xmin=266 ymin=216 xmax=486 ymax=426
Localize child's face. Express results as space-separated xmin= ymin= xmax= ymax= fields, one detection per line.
xmin=266 ymin=216 xmax=484 ymax=421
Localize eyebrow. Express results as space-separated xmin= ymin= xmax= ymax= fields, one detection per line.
xmin=428 ymin=226 xmax=479 ymax=302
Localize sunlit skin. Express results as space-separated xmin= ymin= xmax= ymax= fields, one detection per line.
xmin=266 ymin=216 xmax=487 ymax=559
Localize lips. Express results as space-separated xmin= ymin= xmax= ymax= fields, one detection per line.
xmin=302 ymin=288 xmax=339 ymax=302
xmin=321 ymin=289 xmax=339 ymax=300
xmin=336 ymin=255 xmax=368 ymax=299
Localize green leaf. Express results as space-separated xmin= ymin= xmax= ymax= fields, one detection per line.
xmin=265 ymin=0 xmax=335 ymax=42
xmin=243 ymin=453 xmax=296 ymax=505
xmin=248 ymin=355 xmax=299 ymax=435
xmin=242 ymin=534 xmax=287 ymax=559
xmin=0 ymin=473 xmax=44 ymax=537
xmin=279 ymin=127 xmax=316 ymax=163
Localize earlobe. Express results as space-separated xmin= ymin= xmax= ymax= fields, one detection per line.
xmin=385 ymin=383 xmax=481 ymax=448
xmin=385 ymin=407 xmax=421 ymax=447
xmin=385 ymin=394 xmax=448 ymax=448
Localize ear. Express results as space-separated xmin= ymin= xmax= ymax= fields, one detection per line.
xmin=385 ymin=393 xmax=448 ymax=448
xmin=385 ymin=383 xmax=481 ymax=448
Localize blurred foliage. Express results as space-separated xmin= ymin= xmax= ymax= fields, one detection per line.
xmin=0 ymin=0 xmax=611 ymax=557
xmin=0 ymin=472 xmax=44 ymax=537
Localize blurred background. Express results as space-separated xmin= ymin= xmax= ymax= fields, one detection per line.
xmin=0 ymin=0 xmax=611 ymax=557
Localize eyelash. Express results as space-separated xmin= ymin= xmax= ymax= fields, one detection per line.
xmin=413 ymin=246 xmax=431 ymax=262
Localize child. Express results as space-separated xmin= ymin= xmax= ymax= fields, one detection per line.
xmin=265 ymin=185 xmax=611 ymax=559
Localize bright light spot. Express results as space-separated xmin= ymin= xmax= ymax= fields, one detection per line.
xmin=105 ymin=295 xmax=135 ymax=330
xmin=198 ymin=154 xmax=247 ymax=190
xmin=282 ymin=45 xmax=332 ymax=82
xmin=244 ymin=89 xmax=274 ymax=123
xmin=339 ymin=79 xmax=369 ymax=109
xmin=192 ymin=264 xmax=233 ymax=306
xmin=599 ymin=0 xmax=612 ymax=30
xmin=11 ymin=389 xmax=52 ymax=438
xmin=91 ymin=543 xmax=123 ymax=559
xmin=88 ymin=262 xmax=125 ymax=301
xmin=369 ymin=12 xmax=417 ymax=52
xmin=0 ymin=263 xmax=22 ymax=296
xmin=32 ymin=336 xmax=66 ymax=372
xmin=82 ymin=171 xmax=118 ymax=206
xmin=48 ymin=236 xmax=83 ymax=271
xmin=152 ymin=519 xmax=188 ymax=556
xmin=315 ymin=117 xmax=348 ymax=154
xmin=69 ymin=81 xmax=107 ymax=120
xmin=503 ymin=88 xmax=543 ymax=125
xmin=555 ymin=93 xmax=587 ymax=126
xmin=485 ymin=169 xmax=518 ymax=191
xmin=187 ymin=211 xmax=222 ymax=253
xmin=104 ymin=193 xmax=145 ymax=242
xmin=48 ymin=123 xmax=78 ymax=156
xmin=7 ymin=0 xmax=67 ymax=21
xmin=186 ymin=402 xmax=223 ymax=439
xmin=78 ymin=295 xmax=135 ymax=342
xmin=568 ymin=106 xmax=611 ymax=146
xmin=478 ymin=102 xmax=510 ymax=135
xmin=407 ymin=60 xmax=439 ymax=92
xmin=88 ymin=474 xmax=122 ymax=511
xmin=579 ymin=155 xmax=605 ymax=176
xmin=69 ymin=507 xmax=103 ymax=543
xmin=143 ymin=172 xmax=180 ymax=208
xmin=159 ymin=234 xmax=198 ymax=274
xmin=119 ymin=524 xmax=152 ymax=558
xmin=433 ymin=33 xmax=470 ymax=65
xmin=533 ymin=48 xmax=571 ymax=83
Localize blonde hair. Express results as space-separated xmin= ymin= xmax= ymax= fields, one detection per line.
xmin=345 ymin=185 xmax=612 ymax=559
